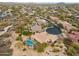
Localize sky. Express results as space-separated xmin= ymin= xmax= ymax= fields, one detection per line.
xmin=0 ymin=0 xmax=79 ymax=3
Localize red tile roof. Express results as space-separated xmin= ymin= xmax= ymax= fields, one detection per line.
xmin=68 ymin=31 xmax=79 ymax=42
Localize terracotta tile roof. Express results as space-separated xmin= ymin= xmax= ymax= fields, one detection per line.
xmin=68 ymin=31 xmax=79 ymax=42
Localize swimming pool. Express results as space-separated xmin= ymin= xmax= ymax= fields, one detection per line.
xmin=25 ymin=38 xmax=37 ymax=47
xmin=46 ymin=25 xmax=62 ymax=35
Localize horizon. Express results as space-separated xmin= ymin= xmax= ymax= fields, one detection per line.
xmin=0 ymin=0 xmax=79 ymax=3
xmin=0 ymin=2 xmax=79 ymax=4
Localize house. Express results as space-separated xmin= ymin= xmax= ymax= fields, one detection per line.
xmin=62 ymin=21 xmax=75 ymax=32
xmin=50 ymin=16 xmax=77 ymax=32
xmin=31 ymin=32 xmax=58 ymax=43
xmin=68 ymin=31 xmax=79 ymax=42
xmin=0 ymin=12 xmax=7 ymax=18
xmin=75 ymin=16 xmax=79 ymax=20
xmin=0 ymin=9 xmax=12 ymax=18
xmin=50 ymin=16 xmax=59 ymax=22
xmin=36 ymin=18 xmax=47 ymax=26
xmin=31 ymin=24 xmax=42 ymax=33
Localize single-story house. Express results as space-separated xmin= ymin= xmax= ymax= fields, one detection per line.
xmin=31 ymin=24 xmax=42 ymax=32
xmin=31 ymin=32 xmax=58 ymax=43
xmin=36 ymin=18 xmax=47 ymax=26
xmin=62 ymin=21 xmax=75 ymax=32
xmin=68 ymin=31 xmax=79 ymax=42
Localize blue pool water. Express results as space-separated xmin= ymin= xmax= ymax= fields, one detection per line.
xmin=25 ymin=38 xmax=37 ymax=47
xmin=46 ymin=25 xmax=62 ymax=35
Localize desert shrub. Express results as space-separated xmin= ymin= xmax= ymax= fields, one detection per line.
xmin=52 ymin=47 xmax=60 ymax=52
xmin=66 ymin=46 xmax=77 ymax=56
xmin=16 ymin=35 xmax=22 ymax=41
xmin=72 ymin=43 xmax=79 ymax=50
xmin=57 ymin=23 xmax=64 ymax=29
xmin=63 ymin=38 xmax=72 ymax=47
xmin=63 ymin=38 xmax=79 ymax=55
xmin=35 ymin=43 xmax=48 ymax=53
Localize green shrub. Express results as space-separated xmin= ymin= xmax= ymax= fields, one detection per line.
xmin=22 ymin=31 xmax=27 ymax=35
